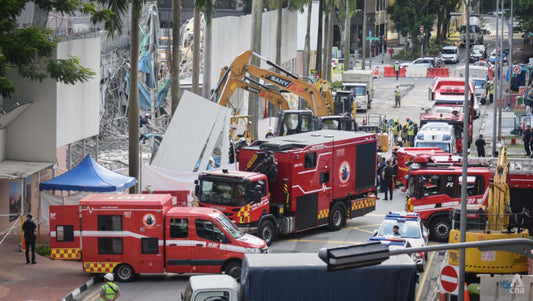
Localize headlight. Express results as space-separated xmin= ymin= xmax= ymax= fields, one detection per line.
xmin=416 ymin=134 xmax=424 ymax=140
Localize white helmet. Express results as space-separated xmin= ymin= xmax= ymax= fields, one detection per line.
xmin=104 ymin=273 xmax=114 ymax=281
xmin=397 ymin=137 xmax=403 ymax=142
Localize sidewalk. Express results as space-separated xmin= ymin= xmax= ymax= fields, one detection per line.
xmin=0 ymin=229 xmax=92 ymax=301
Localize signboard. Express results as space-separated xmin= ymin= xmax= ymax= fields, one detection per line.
xmin=369 ymin=30 xmax=372 ymax=37
xmin=519 ymin=86 xmax=526 ymax=95
xmin=512 ymin=65 xmax=521 ymax=75
xmin=311 ymin=69 xmax=318 ymax=74
xmin=420 ymin=25 xmax=424 ymax=33
xmin=439 ymin=265 xmax=459 ymax=295
xmin=366 ymin=37 xmax=379 ymax=41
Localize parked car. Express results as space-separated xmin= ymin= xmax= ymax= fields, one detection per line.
xmin=470 ymin=49 xmax=484 ymax=62
xmin=481 ymin=24 xmax=491 ymax=35
xmin=401 ymin=57 xmax=445 ymax=68
xmin=440 ymin=46 xmax=459 ymax=64
xmin=472 ymin=44 xmax=487 ymax=59
xmin=369 ymin=212 xmax=429 ymax=272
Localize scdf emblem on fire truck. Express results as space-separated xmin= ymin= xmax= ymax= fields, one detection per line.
xmin=339 ymin=161 xmax=350 ymax=184
xmin=143 ymin=214 xmax=156 ymax=227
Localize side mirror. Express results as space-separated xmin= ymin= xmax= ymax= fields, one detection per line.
xmin=194 ymin=180 xmax=199 ymax=197
xmin=372 ymin=229 xmax=378 ymax=236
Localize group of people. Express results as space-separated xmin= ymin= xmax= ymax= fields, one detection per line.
xmin=377 ymin=151 xmax=399 ymax=201
xmin=391 ymin=118 xmax=418 ymax=148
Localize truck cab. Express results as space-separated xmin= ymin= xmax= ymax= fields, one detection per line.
xmin=414 ymin=122 xmax=457 ymax=153
xmin=341 ymin=70 xmax=374 ymax=112
xmin=182 ymin=275 xmax=239 ymax=301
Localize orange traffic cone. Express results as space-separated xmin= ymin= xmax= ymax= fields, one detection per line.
xmin=374 ymin=67 xmax=379 ymax=77
xmin=437 ymin=290 xmax=446 ymax=301
xmin=464 ymin=283 xmax=470 ymax=301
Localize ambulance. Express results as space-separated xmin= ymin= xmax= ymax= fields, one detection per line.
xmin=49 ymin=194 xmax=268 ymax=281
xmin=414 ymin=122 xmax=456 ymax=153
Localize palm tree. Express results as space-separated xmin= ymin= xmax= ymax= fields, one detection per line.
xmin=171 ymin=0 xmax=181 ymax=115
xmin=249 ymin=0 xmax=263 ymax=139
xmin=303 ymin=0 xmax=313 ymax=80
xmin=196 ymin=0 xmax=216 ymax=99
xmin=343 ymin=0 xmax=352 ymax=70
xmin=192 ymin=7 xmax=201 ymax=94
xmin=275 ymin=0 xmax=283 ymax=65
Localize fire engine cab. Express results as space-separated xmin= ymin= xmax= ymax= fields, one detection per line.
xmin=405 ymin=156 xmax=491 ymax=242
xmin=49 ymin=194 xmax=267 ymax=281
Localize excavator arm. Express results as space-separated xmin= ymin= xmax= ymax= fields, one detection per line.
xmin=216 ymin=77 xmax=290 ymax=111
xmin=487 ymin=146 xmax=511 ymax=230
xmin=215 ymin=50 xmax=333 ymax=117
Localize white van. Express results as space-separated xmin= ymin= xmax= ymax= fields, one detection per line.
xmin=414 ymin=122 xmax=457 ymax=153
xmin=441 ymin=46 xmax=459 ymax=64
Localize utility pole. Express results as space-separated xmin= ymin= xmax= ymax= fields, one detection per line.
xmin=498 ymin=0 xmax=504 ymax=140
xmin=507 ymin=0 xmax=513 ymax=108
xmin=362 ymin=0 xmax=367 ymax=70
xmin=492 ymin=0 xmax=499 ymax=157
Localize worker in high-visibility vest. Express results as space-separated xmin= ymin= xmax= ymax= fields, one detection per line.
xmin=394 ymin=85 xmax=401 ymax=108
xmin=100 ymin=273 xmax=120 ymax=301
xmin=392 ymin=118 xmax=401 ymax=143
xmin=488 ymin=81 xmax=494 ymax=104
xmin=394 ymin=61 xmax=400 ymax=80
xmin=401 ymin=122 xmax=408 ymax=144
xmin=407 ymin=120 xmax=415 ymax=147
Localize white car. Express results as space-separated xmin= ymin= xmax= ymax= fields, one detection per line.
xmin=370 ymin=212 xmax=429 ymax=272
xmin=472 ymin=78 xmax=487 ymax=105
xmin=440 ymin=46 xmax=459 ymax=64
xmin=415 ymin=122 xmax=457 ymax=153
xmin=401 ymin=57 xmax=444 ymax=68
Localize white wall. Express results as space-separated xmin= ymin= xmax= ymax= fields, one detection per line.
xmin=210 ymin=8 xmax=299 ymax=86
xmin=56 ymin=38 xmax=101 ymax=147
xmin=6 ymin=37 xmax=101 ymax=162
xmin=297 ymin=1 xmax=319 ymax=51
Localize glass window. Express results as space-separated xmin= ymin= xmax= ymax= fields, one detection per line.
xmin=215 ymin=214 xmax=243 ymax=239
xmin=194 ymin=291 xmax=230 ymax=301
xmin=304 ymin=152 xmax=317 ymax=168
xmin=417 ymin=175 xmax=442 ymax=197
xmin=459 ymin=175 xmax=484 ymax=196
xmin=98 ymin=238 xmax=123 ymax=254
xmin=141 ymin=237 xmax=159 ymax=254
xmin=301 ymin=115 xmax=312 ymax=132
xmin=56 ymin=225 xmax=74 ymax=242
xmin=170 ymin=218 xmax=188 ymax=238
xmin=195 ymin=219 xmax=226 ymax=242
xmin=97 ymin=215 xmax=122 ymax=231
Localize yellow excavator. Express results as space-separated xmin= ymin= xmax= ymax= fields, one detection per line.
xmin=448 ymin=146 xmax=529 ymax=275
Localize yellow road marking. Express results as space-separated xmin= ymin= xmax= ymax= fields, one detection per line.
xmin=285 ymin=239 xmax=364 ymax=245
xmin=83 ymin=285 xmax=100 ymax=301
xmin=416 ymin=251 xmax=435 ymax=301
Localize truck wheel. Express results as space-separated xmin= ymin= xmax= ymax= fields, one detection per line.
xmin=258 ymin=219 xmax=276 ymax=246
xmin=114 ymin=264 xmax=135 ymax=282
xmin=223 ymin=261 xmax=242 ymax=280
xmin=328 ymin=204 xmax=346 ymax=231
xmin=429 ymin=217 xmax=451 ymax=242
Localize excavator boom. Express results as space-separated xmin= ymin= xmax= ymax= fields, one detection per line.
xmin=216 ymin=77 xmax=290 ymax=111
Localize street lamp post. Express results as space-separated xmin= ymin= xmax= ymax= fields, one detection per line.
xmin=492 ymin=0 xmax=499 ymax=157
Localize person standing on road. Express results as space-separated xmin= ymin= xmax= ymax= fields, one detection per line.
xmin=392 ymin=119 xmax=401 ymax=143
xmin=407 ymin=120 xmax=415 ymax=147
xmin=100 ymin=273 xmax=120 ymax=301
xmin=22 ymin=214 xmax=37 ymax=264
xmin=382 ymin=160 xmax=394 ymax=201
xmin=389 ymin=47 xmax=394 ymax=59
xmin=391 ymin=151 xmax=399 ymax=188
xmin=523 ymin=126 xmax=532 ymax=157
xmin=475 ymin=134 xmax=486 ymax=157
xmin=401 ymin=122 xmax=408 ymax=145
xmin=394 ymin=61 xmax=400 ymax=80
xmin=394 ymin=85 xmax=401 ymax=108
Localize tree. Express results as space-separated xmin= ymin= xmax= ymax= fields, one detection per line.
xmin=303 ymin=0 xmax=313 ymax=80
xmin=0 ymin=0 xmax=117 ymax=97
xmin=515 ymin=0 xmax=533 ymax=33
xmin=196 ymin=0 xmax=216 ymax=99
xmin=171 ymin=0 xmax=182 ymax=115
xmin=192 ymin=7 xmax=201 ymax=94
xmin=249 ymin=0 xmax=263 ymax=139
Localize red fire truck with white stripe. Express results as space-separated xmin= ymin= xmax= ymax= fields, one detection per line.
xmin=49 ymin=194 xmax=267 ymax=281
xmin=196 ymin=130 xmax=378 ymax=245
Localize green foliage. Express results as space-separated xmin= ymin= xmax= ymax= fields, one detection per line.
xmin=36 ymin=244 xmax=50 ymax=258
xmin=516 ymin=0 xmax=533 ymax=33
xmin=427 ymin=39 xmax=442 ymax=57
xmin=0 ymin=0 xmax=130 ymax=97
xmin=393 ymin=49 xmax=417 ymax=61
xmin=332 ymin=81 xmax=342 ymax=90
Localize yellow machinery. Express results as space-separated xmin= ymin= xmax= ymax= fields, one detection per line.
xmin=448 ymin=146 xmax=529 ymax=274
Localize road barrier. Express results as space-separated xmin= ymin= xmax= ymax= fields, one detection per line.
xmin=427 ymin=68 xmax=450 ymax=78
xmin=405 ymin=66 xmax=428 ymax=77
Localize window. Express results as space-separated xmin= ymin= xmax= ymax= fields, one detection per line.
xmin=98 ymin=238 xmax=123 ymax=254
xmin=459 ymin=176 xmax=484 ymax=196
xmin=304 ymin=152 xmax=317 ymax=169
xmin=320 ymin=172 xmax=330 ymax=183
xmin=97 ymin=215 xmax=122 ymax=231
xmin=56 ymin=225 xmax=74 ymax=242
xmin=194 ymin=291 xmax=230 ymax=301
xmin=195 ymin=219 xmax=226 ymax=242
xmin=417 ymin=175 xmax=442 ymax=197
xmin=141 ymin=238 xmax=159 ymax=254
xmin=170 ymin=218 xmax=188 ymax=238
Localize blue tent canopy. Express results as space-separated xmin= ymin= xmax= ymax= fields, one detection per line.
xmin=39 ymin=155 xmax=136 ymax=192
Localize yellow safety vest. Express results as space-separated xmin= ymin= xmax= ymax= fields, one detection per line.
xmin=394 ymin=64 xmax=400 ymax=72
xmin=395 ymin=88 xmax=400 ymax=97
xmin=393 ymin=123 xmax=401 ymax=135
xmin=407 ymin=124 xmax=415 ymax=135
xmin=101 ymin=282 xmax=119 ymax=301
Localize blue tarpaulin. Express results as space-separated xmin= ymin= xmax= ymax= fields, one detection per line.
xmin=39 ymin=155 xmax=136 ymax=192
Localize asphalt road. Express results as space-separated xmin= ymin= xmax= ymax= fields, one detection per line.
xmin=74 ymin=15 xmax=523 ymax=301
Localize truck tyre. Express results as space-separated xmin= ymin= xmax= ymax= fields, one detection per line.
xmin=429 ymin=217 xmax=451 ymax=242
xmin=328 ymin=204 xmax=346 ymax=231
xmin=258 ymin=219 xmax=276 ymax=246
xmin=223 ymin=260 xmax=242 ymax=280
xmin=114 ymin=264 xmax=135 ymax=282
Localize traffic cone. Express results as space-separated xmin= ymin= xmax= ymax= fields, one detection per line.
xmin=464 ymin=283 xmax=470 ymax=301
xmin=374 ymin=67 xmax=379 ymax=77
xmin=437 ymin=290 xmax=446 ymax=301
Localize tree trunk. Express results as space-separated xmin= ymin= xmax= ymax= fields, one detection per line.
xmin=343 ymin=0 xmax=351 ymax=70
xmin=362 ymin=0 xmax=367 ymax=70
xmin=322 ymin=11 xmax=329 ymax=79
xmin=302 ymin=0 xmax=312 ymax=110
xmin=326 ymin=9 xmax=334 ymax=81
xmin=249 ymin=0 xmax=263 ymax=139
xmin=436 ymin=13 xmax=442 ymax=44
xmin=171 ymin=0 xmax=181 ymax=115
xmin=316 ymin=0 xmax=323 ymax=78
xmin=192 ymin=7 xmax=201 ymax=94
xmin=202 ymin=7 xmax=214 ymax=99
xmin=129 ymin=1 xmax=141 ymax=193
xmin=32 ymin=3 xmax=49 ymax=27
xmin=276 ymin=0 xmax=283 ymax=65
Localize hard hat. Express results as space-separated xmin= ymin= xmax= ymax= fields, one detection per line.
xmin=406 ymin=118 xmax=410 ymax=121
xmin=397 ymin=137 xmax=403 ymax=142
xmin=378 ymin=152 xmax=383 ymax=157
xmin=467 ymin=149 xmax=471 ymax=153
xmin=394 ymin=118 xmax=399 ymax=122
xmin=409 ymin=120 xmax=413 ymax=124
xmin=104 ymin=273 xmax=114 ymax=281
xmin=395 ymin=61 xmax=398 ymax=64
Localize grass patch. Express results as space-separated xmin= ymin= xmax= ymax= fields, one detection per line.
xmin=36 ymin=245 xmax=50 ymax=258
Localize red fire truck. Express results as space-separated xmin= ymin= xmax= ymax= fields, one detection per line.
xmin=196 ymin=130 xmax=378 ymax=245
xmin=404 ymin=156 xmax=492 ymax=242
xmin=49 ymin=194 xmax=267 ymax=281
xmin=397 ymin=147 xmax=445 ymax=187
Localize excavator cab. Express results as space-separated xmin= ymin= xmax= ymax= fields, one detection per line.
xmin=275 ymin=110 xmax=316 ymax=136
xmin=334 ymin=91 xmax=355 ymax=117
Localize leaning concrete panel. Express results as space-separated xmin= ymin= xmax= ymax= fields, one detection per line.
xmin=151 ymin=91 xmax=231 ymax=172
